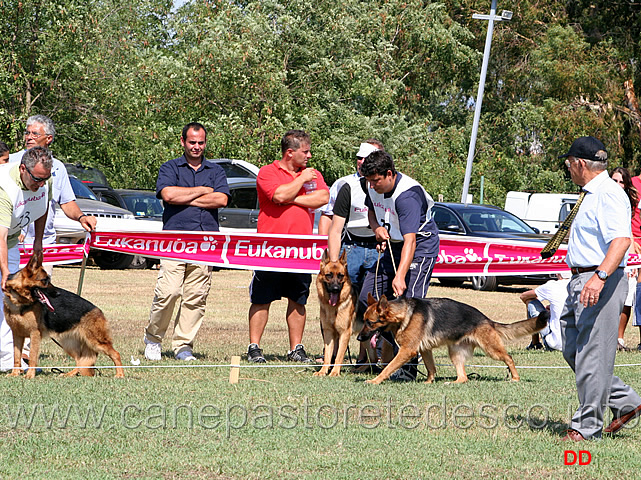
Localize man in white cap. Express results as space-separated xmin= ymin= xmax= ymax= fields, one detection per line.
xmin=318 ymin=139 xmax=384 ymax=369
xmin=319 ymin=139 xmax=384 ymax=291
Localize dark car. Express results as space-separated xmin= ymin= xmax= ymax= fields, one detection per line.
xmin=432 ymin=202 xmax=554 ymax=291
xmin=98 ymin=189 xmax=164 ymax=220
xmin=218 ymin=178 xmax=258 ymax=230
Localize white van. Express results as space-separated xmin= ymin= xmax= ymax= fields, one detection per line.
xmin=504 ymin=191 xmax=579 ymax=235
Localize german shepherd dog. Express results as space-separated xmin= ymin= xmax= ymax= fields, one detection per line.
xmin=358 ymin=293 xmax=549 ymax=384
xmin=314 ymin=250 xmax=375 ymax=377
xmin=3 ymin=251 xmax=125 ymax=378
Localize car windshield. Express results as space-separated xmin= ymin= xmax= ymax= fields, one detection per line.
xmin=119 ymin=191 xmax=164 ymax=219
xmin=64 ymin=163 xmax=110 ymax=185
xmin=462 ymin=209 xmax=535 ymax=234
xmin=69 ymin=177 xmax=98 ymax=201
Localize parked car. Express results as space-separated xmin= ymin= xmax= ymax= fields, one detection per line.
xmin=432 ymin=202 xmax=555 ymax=291
xmin=64 ymin=162 xmax=110 ymax=186
xmin=211 ymin=158 xmax=259 ymax=178
xmin=504 ymin=191 xmax=579 ymax=235
xmin=96 ymin=189 xmax=164 ymax=221
xmin=59 ymin=177 xmax=162 ymax=269
xmin=218 ymin=178 xmax=259 ymax=231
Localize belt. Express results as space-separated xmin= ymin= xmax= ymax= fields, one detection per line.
xmin=344 ymin=239 xmax=378 ymax=248
xmin=570 ymin=266 xmax=598 ymax=275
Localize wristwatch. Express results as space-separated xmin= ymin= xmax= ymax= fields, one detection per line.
xmin=595 ymin=270 xmax=608 ymax=281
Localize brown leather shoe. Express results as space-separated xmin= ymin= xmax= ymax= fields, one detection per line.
xmin=561 ymin=429 xmax=585 ymax=442
xmin=604 ymin=404 xmax=641 ymax=434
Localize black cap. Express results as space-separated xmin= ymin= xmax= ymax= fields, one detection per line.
xmin=559 ymin=136 xmax=608 ymax=162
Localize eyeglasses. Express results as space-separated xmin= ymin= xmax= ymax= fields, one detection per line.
xmin=356 ymin=156 xmax=364 ymax=160
xmin=23 ymin=164 xmax=51 ymax=183
xmin=24 ymin=130 xmax=47 ymax=139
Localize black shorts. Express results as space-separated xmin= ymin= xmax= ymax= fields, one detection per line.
xmin=249 ymin=271 xmax=312 ymax=305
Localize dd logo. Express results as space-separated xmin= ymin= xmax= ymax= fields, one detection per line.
xmin=564 ymin=450 xmax=592 ymax=465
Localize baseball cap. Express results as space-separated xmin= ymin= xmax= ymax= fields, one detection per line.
xmin=356 ymin=143 xmax=379 ymax=159
xmin=559 ymin=136 xmax=608 ymax=162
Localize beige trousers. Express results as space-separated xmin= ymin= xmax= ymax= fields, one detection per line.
xmin=145 ymin=259 xmax=213 ymax=355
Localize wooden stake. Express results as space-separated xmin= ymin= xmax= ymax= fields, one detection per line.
xmin=229 ymin=355 xmax=240 ymax=384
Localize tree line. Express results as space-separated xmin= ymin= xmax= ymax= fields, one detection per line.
xmin=1 ymin=0 xmax=639 ymax=206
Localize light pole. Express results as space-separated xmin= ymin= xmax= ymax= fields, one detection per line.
xmin=460 ymin=1 xmax=512 ymax=203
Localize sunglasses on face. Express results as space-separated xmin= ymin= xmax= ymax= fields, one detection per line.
xmin=23 ymin=164 xmax=51 ymax=183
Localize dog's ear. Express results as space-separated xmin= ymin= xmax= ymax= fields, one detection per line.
xmin=27 ymin=251 xmax=43 ymax=272
xmin=320 ymin=248 xmax=330 ymax=266
xmin=339 ymin=249 xmax=347 ymax=264
xmin=378 ymin=295 xmax=388 ymax=310
xmin=367 ymin=292 xmax=377 ymax=305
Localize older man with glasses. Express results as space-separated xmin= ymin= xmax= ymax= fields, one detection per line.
xmin=0 ymin=146 xmax=53 ymax=371
xmin=9 ymin=115 xmax=96 ymax=274
xmin=558 ymin=136 xmax=641 ymax=442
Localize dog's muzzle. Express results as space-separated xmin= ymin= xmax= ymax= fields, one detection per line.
xmin=324 ymin=283 xmax=342 ymax=307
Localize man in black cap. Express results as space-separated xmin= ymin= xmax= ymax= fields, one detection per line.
xmin=559 ymin=135 xmax=641 ymax=441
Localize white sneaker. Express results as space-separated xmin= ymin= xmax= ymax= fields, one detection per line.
xmin=144 ymin=338 xmax=162 ymax=361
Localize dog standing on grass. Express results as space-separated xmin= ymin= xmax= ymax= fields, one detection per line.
xmin=358 ymin=293 xmax=549 ymax=385
xmin=314 ymin=250 xmax=375 ymax=377
xmin=3 ymin=251 xmax=124 ymax=378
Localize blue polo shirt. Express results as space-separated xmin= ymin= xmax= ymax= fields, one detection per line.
xmin=156 ymin=156 xmax=230 ymax=231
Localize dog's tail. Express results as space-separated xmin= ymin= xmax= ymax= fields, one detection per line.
xmin=493 ymin=310 xmax=550 ymax=341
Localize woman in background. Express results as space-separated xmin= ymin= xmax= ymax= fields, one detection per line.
xmin=611 ymin=166 xmax=640 ymax=351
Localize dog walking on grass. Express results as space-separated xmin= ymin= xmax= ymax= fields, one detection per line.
xmin=358 ymin=293 xmax=549 ymax=384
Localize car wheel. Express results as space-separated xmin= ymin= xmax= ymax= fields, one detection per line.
xmin=92 ymin=251 xmax=134 ymax=270
xmin=128 ymin=255 xmax=151 ymax=270
xmin=438 ymin=278 xmax=465 ymax=288
xmin=470 ymin=276 xmax=498 ymax=291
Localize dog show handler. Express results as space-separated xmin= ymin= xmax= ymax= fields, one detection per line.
xmin=0 ymin=146 xmax=53 ymax=371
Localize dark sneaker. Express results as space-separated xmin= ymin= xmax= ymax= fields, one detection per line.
xmin=389 ymin=362 xmax=418 ymax=382
xmin=287 ymin=344 xmax=313 ymax=363
xmin=526 ymin=342 xmax=544 ymax=351
xmin=247 ymin=343 xmax=266 ymax=363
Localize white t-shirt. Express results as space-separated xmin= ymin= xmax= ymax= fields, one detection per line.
xmin=535 ymin=278 xmax=570 ymax=351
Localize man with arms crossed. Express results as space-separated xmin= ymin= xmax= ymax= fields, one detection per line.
xmin=143 ymin=122 xmax=230 ymax=362
xmin=559 ymin=136 xmax=641 ymax=441
xmin=247 ymin=130 xmax=329 ymax=363
xmin=0 ymin=147 xmax=53 ymax=371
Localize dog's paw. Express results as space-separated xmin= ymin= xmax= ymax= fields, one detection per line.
xmin=313 ymin=370 xmax=327 ymax=377
xmin=7 ymin=370 xmax=22 ymax=377
xmin=365 ymin=378 xmax=381 ymax=385
xmin=328 ymin=370 xmax=341 ymax=377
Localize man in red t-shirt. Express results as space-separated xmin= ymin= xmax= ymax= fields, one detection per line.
xmin=247 ymin=130 xmax=329 ymax=363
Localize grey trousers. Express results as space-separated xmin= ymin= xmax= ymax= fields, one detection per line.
xmin=561 ymin=268 xmax=641 ymax=439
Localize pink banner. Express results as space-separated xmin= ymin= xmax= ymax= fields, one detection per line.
xmin=42 ymin=230 xmax=639 ymax=275
xmin=91 ymin=230 xmax=326 ymax=273
xmin=19 ymin=243 xmax=88 ymax=268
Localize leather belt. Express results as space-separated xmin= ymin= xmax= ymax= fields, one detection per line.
xmin=570 ymin=266 xmax=598 ymax=275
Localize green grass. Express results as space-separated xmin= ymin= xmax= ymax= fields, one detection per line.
xmin=2 ymin=266 xmax=641 ymax=479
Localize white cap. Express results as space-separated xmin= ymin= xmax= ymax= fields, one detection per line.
xmin=356 ymin=143 xmax=379 ymax=159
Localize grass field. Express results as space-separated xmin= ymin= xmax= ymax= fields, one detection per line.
xmin=2 ymin=266 xmax=641 ymax=479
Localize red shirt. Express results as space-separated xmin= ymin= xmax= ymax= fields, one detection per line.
xmin=632 ymin=176 xmax=641 ymax=245
xmin=256 ymin=160 xmax=328 ymax=234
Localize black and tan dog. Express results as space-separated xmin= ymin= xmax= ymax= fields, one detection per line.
xmin=3 ymin=251 xmax=124 ymax=378
xmin=358 ymin=293 xmax=549 ymax=384
xmin=314 ymin=250 xmax=375 ymax=377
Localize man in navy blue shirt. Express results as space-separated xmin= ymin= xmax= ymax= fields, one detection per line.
xmin=358 ymin=150 xmax=440 ymax=381
xmin=143 ymin=122 xmax=230 ymax=362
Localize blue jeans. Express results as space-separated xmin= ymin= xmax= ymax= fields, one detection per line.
xmin=341 ymin=243 xmax=379 ymax=293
